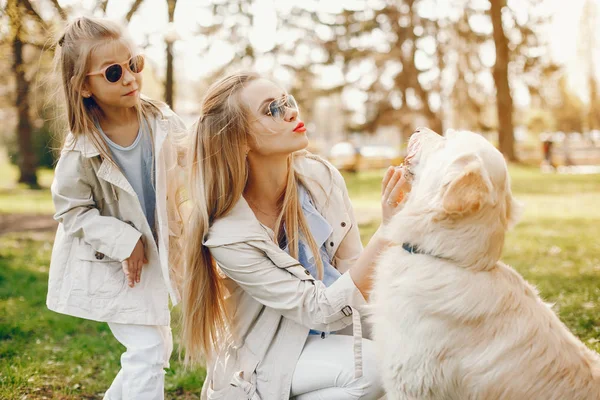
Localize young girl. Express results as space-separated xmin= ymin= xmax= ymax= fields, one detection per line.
xmin=181 ymin=72 xmax=409 ymax=399
xmin=47 ymin=17 xmax=186 ymax=400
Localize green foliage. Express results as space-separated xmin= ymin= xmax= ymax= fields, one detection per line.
xmin=4 ymin=120 xmax=60 ymax=170
xmin=555 ymin=76 xmax=585 ymax=133
xmin=527 ymin=108 xmax=556 ymax=136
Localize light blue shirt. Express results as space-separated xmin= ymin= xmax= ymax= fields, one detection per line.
xmin=97 ymin=119 xmax=156 ymax=239
xmin=283 ymin=184 xmax=342 ymax=336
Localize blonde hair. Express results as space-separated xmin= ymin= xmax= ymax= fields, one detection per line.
xmin=54 ymin=16 xmax=162 ymax=160
xmin=182 ymin=72 xmax=324 ymax=365
xmin=53 ymin=16 xmax=188 ymax=299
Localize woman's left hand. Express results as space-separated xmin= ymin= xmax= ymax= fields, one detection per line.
xmin=380 ymin=165 xmax=411 ymax=226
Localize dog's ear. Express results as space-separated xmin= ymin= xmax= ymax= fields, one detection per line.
xmin=504 ymin=192 xmax=523 ymax=229
xmin=441 ymin=155 xmax=493 ymax=216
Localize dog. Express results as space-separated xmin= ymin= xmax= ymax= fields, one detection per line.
xmin=370 ymin=128 xmax=600 ymax=400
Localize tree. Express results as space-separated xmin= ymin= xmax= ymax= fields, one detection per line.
xmin=489 ymin=0 xmax=516 ymax=160
xmin=526 ymin=108 xmax=555 ymax=136
xmin=7 ymin=0 xmax=41 ymax=186
xmin=447 ymin=4 xmax=495 ymax=133
xmin=125 ymin=0 xmax=179 ymax=109
xmin=578 ymin=0 xmax=600 ymax=131
xmin=554 ymin=75 xmax=585 ymax=134
xmin=286 ymin=0 xmax=553 ymax=146
xmin=5 ymin=0 xmax=66 ymax=186
xmin=164 ymin=0 xmax=177 ymax=109
xmin=283 ymin=0 xmax=447 ymax=135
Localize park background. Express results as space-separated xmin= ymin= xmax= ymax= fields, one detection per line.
xmin=1 ymin=0 xmax=600 ymax=398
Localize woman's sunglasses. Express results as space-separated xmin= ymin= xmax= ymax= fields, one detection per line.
xmin=87 ymin=54 xmax=145 ymax=83
xmin=266 ymin=94 xmax=299 ymax=120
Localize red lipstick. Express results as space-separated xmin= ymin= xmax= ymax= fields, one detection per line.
xmin=293 ymin=122 xmax=306 ymax=133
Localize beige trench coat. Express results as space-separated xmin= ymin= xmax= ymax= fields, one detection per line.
xmin=47 ymin=106 xmax=185 ymax=326
xmin=201 ymin=151 xmax=367 ymax=400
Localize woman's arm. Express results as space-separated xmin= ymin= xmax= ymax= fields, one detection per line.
xmin=209 ymin=240 xmax=366 ymax=332
xmin=348 ymin=226 xmax=390 ymax=299
xmin=344 ymin=166 xmax=409 ymax=299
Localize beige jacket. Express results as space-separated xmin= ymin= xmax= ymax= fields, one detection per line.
xmin=201 ymin=152 xmax=367 ymax=400
xmin=47 ymin=106 xmax=185 ymax=326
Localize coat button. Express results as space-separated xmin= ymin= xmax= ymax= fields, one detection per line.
xmin=94 ymin=251 xmax=105 ymax=260
xmin=341 ymin=222 xmax=346 ymax=227
xmin=304 ymin=269 xmax=310 ymax=275
xmin=330 ymin=241 xmax=334 ymax=247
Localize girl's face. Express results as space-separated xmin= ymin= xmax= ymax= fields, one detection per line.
xmin=84 ymin=40 xmax=142 ymax=110
xmin=240 ymin=78 xmax=309 ymax=156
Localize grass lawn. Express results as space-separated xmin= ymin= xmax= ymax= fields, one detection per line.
xmin=1 ymin=162 xmax=599 ymax=398
xmin=0 ymin=163 xmax=54 ymax=214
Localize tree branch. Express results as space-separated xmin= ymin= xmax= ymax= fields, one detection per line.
xmin=49 ymin=0 xmax=67 ymax=20
xmin=98 ymin=0 xmax=109 ymax=14
xmin=125 ymin=0 xmax=143 ymax=22
xmin=20 ymin=0 xmax=49 ymax=30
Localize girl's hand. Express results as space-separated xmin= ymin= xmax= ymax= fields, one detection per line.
xmin=381 ymin=165 xmax=411 ymax=226
xmin=122 ymin=238 xmax=148 ymax=288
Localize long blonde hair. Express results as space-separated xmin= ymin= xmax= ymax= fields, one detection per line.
xmin=182 ymin=72 xmax=324 ymax=365
xmin=54 ymin=16 xmax=162 ymax=160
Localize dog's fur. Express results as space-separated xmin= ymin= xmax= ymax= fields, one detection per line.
xmin=370 ymin=128 xmax=600 ymax=400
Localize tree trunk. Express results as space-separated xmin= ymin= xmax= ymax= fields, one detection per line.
xmin=490 ymin=0 xmax=517 ymax=161
xmin=10 ymin=7 xmax=38 ymax=187
xmin=164 ymin=0 xmax=177 ymax=109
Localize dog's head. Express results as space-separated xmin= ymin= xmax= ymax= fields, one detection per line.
xmin=389 ymin=127 xmax=522 ymax=270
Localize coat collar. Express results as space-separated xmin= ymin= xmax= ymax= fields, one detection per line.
xmin=64 ymin=101 xmax=174 ymax=159
xmin=203 ymin=152 xmax=339 ymax=247
xmin=203 ymin=197 xmax=267 ymax=247
xmin=62 ymin=104 xmax=174 ymax=197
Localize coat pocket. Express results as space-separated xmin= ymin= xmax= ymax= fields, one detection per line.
xmin=72 ymin=241 xmax=126 ymax=299
xmin=206 ymin=350 xmax=262 ymax=400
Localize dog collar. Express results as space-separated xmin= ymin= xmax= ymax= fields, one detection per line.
xmin=402 ymin=243 xmax=451 ymax=262
xmin=402 ymin=243 xmax=423 ymax=254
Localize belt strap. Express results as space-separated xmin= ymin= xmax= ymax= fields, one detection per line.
xmin=351 ymin=306 xmax=363 ymax=378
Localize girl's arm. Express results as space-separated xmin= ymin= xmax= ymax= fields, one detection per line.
xmin=52 ymin=150 xmax=142 ymax=262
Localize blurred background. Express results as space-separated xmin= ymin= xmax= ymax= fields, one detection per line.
xmin=1 ymin=0 xmax=599 ymax=399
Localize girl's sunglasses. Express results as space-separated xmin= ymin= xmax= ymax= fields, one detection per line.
xmin=266 ymin=94 xmax=299 ymax=120
xmin=87 ymin=54 xmax=145 ymax=83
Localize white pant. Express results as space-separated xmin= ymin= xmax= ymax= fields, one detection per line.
xmin=290 ymin=334 xmax=385 ymax=400
xmin=103 ymin=323 xmax=173 ymax=400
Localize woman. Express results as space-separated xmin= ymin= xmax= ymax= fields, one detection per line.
xmin=181 ymin=72 xmax=408 ymax=399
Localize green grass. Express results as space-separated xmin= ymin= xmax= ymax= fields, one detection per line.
xmin=1 ymin=162 xmax=599 ymax=398
xmin=0 ymin=162 xmax=54 ymax=214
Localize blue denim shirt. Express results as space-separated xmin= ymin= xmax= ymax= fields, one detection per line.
xmin=284 ymin=184 xmax=342 ymax=335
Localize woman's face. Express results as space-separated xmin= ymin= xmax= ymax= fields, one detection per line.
xmin=240 ymin=78 xmax=309 ymax=156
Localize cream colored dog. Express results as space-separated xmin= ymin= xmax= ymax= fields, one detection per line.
xmin=371 ymin=128 xmax=600 ymax=400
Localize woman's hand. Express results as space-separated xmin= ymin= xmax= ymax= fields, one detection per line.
xmin=381 ymin=165 xmax=411 ymax=226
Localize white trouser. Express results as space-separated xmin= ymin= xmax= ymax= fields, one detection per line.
xmin=290 ymin=334 xmax=385 ymax=400
xmin=103 ymin=323 xmax=173 ymax=400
